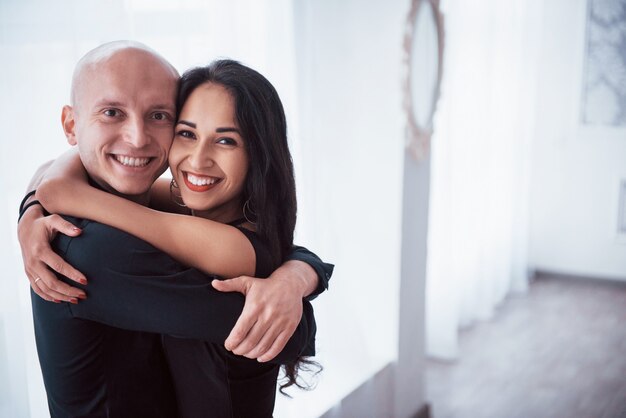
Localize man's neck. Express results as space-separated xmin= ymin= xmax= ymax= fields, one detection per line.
xmin=88 ymin=177 xmax=151 ymax=207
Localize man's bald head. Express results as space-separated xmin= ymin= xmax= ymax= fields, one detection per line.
xmin=70 ymin=40 xmax=179 ymax=108
xmin=62 ymin=40 xmax=180 ymax=198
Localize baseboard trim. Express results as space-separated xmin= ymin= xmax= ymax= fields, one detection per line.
xmin=533 ymin=269 xmax=626 ymax=287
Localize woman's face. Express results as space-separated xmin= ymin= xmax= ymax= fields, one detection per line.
xmin=169 ymin=82 xmax=249 ymax=222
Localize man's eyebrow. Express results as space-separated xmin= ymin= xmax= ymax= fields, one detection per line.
xmin=177 ymin=120 xmax=196 ymax=128
xmin=93 ymin=99 xmax=125 ymax=107
xmin=91 ymin=100 xmax=175 ymax=112
xmin=152 ymin=104 xmax=176 ymax=112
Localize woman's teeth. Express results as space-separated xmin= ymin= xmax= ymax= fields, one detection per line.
xmin=187 ymin=173 xmax=218 ymax=186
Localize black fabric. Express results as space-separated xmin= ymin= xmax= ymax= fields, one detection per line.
xmin=287 ymin=246 xmax=334 ymax=301
xmin=162 ymin=336 xmax=280 ymax=418
xmin=18 ymin=200 xmax=42 ymax=222
xmin=31 ymin=290 xmax=178 ymax=418
xmin=18 ymin=189 xmax=36 ymax=213
xmin=33 ymin=217 xmax=321 ymax=417
xmin=162 ymin=226 xmax=280 ymax=418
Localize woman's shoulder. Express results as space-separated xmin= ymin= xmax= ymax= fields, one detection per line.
xmin=232 ymin=226 xmax=274 ymax=278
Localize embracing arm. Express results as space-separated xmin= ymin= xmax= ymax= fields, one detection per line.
xmin=17 ymin=156 xmax=87 ymax=302
xmin=57 ymin=220 xmax=315 ymax=364
xmin=211 ymin=245 xmax=333 ymax=361
xmin=36 ymin=152 xmax=255 ymax=278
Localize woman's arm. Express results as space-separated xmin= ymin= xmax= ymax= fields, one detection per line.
xmin=36 ymin=152 xmax=255 ymax=278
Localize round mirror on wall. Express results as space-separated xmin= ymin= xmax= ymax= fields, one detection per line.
xmin=403 ymin=0 xmax=444 ymax=161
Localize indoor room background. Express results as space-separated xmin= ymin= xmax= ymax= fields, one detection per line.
xmin=1 ymin=0 xmax=624 ymax=417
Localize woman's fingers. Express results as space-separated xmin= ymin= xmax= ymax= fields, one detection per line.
xmin=48 ymin=214 xmax=83 ymax=237
xmin=28 ymin=275 xmax=55 ymax=302
xmin=26 ymin=257 xmax=86 ymax=301
xmin=39 ymin=247 xmax=87 ymax=286
xmin=31 ymin=274 xmax=78 ymax=304
xmin=19 ymin=210 xmax=87 ymax=302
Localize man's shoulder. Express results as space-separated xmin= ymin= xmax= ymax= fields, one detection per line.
xmin=54 ymin=217 xmax=182 ymax=275
xmin=60 ymin=216 xmax=157 ymax=251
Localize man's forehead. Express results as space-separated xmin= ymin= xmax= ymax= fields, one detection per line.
xmin=77 ymin=65 xmax=177 ymax=108
xmin=82 ymin=87 xmax=177 ymax=110
xmin=71 ymin=44 xmax=178 ymax=107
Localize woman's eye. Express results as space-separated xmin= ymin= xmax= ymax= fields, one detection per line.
xmin=176 ymin=130 xmax=195 ymax=139
xmin=217 ymin=137 xmax=236 ymax=145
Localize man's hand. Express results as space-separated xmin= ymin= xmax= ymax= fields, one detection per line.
xmin=18 ymin=205 xmax=87 ymax=303
xmin=212 ymin=260 xmax=318 ymax=362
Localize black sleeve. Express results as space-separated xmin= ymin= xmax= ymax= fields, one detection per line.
xmin=286 ymin=245 xmax=334 ymax=301
xmin=55 ymin=219 xmax=315 ymax=363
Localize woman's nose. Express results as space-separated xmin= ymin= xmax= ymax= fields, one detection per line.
xmin=188 ymin=142 xmax=215 ymax=169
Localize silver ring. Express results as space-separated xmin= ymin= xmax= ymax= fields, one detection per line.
xmin=34 ymin=277 xmax=41 ymax=284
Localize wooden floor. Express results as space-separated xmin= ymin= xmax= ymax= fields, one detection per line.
xmin=425 ymin=273 xmax=626 ymax=418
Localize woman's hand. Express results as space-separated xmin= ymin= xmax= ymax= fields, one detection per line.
xmin=18 ymin=204 xmax=87 ymax=303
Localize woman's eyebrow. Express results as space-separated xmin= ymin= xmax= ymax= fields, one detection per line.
xmin=216 ymin=127 xmax=241 ymax=134
xmin=177 ymin=120 xmax=196 ymax=128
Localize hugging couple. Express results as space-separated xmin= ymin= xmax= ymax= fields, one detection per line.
xmin=17 ymin=40 xmax=333 ymax=418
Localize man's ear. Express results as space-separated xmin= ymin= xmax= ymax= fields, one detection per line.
xmin=62 ymin=105 xmax=77 ymax=145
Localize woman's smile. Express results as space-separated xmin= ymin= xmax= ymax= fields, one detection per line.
xmin=182 ymin=171 xmax=222 ymax=192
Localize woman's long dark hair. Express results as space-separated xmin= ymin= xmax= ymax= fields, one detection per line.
xmin=177 ymin=59 xmax=296 ymax=267
xmin=177 ymin=60 xmax=316 ymax=393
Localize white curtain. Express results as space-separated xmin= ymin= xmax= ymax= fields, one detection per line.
xmin=426 ymin=0 xmax=544 ymax=359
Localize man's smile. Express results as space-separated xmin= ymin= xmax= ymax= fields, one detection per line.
xmin=111 ymin=154 xmax=153 ymax=168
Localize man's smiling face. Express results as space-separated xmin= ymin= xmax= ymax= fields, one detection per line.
xmin=63 ymin=47 xmax=178 ymax=197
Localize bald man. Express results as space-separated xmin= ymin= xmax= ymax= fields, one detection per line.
xmin=22 ymin=41 xmax=180 ymax=418
xmin=18 ymin=41 xmax=331 ymax=417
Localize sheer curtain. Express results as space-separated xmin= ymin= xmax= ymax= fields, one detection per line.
xmin=0 ymin=1 xmax=300 ymax=416
xmin=426 ymin=0 xmax=544 ymax=359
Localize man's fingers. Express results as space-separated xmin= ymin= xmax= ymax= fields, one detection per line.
xmin=225 ymin=313 xmax=257 ymax=351
xmin=212 ymin=276 xmax=249 ymax=294
xmin=230 ymin=320 xmax=266 ymax=358
xmin=40 ymin=249 xmax=87 ymax=285
xmin=257 ymin=330 xmax=291 ymax=363
xmin=243 ymin=325 xmax=282 ymax=360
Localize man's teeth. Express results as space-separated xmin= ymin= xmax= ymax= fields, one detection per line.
xmin=187 ymin=173 xmax=218 ymax=186
xmin=115 ymin=155 xmax=150 ymax=167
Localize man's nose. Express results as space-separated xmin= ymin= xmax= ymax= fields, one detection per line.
xmin=122 ymin=117 xmax=150 ymax=148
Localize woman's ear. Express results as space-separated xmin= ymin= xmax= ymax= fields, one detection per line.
xmin=62 ymin=105 xmax=77 ymax=146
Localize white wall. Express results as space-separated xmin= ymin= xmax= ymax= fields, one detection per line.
xmin=529 ymin=0 xmax=626 ymax=281
xmin=275 ymin=0 xmax=417 ymax=416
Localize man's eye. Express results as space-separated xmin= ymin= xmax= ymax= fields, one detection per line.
xmin=103 ymin=109 xmax=120 ymax=117
xmin=152 ymin=112 xmax=169 ymax=121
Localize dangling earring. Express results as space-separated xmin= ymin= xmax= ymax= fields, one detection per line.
xmin=243 ymin=199 xmax=257 ymax=225
xmin=170 ymin=178 xmax=187 ymax=207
